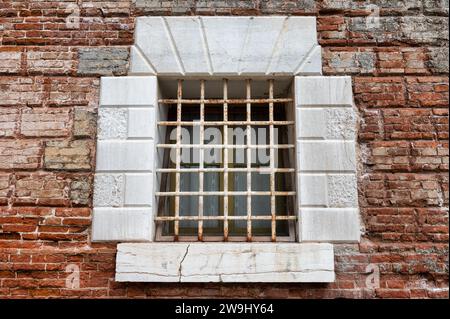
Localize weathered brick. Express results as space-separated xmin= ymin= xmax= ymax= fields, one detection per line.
xmin=0 ymin=49 xmax=22 ymax=74
xmin=132 ymin=0 xmax=261 ymax=14
xmin=13 ymin=173 xmax=69 ymax=206
xmin=320 ymin=0 xmax=441 ymax=15
xmin=0 ymin=140 xmax=42 ymax=170
xmin=47 ymin=77 xmax=99 ymax=108
xmin=0 ymin=174 xmax=11 ymax=205
xmin=260 ymin=0 xmax=317 ymax=13
xmin=382 ymin=108 xmax=448 ymax=140
xmin=377 ymin=47 xmax=428 ymax=74
xmin=406 ymin=76 xmax=449 ymax=107
xmin=0 ymin=108 xmax=19 ymax=137
xmin=77 ymin=47 xmax=129 ymax=76
xmin=1 ymin=17 xmax=134 ymax=46
xmin=44 ymin=140 xmax=93 ymax=171
xmin=367 ymin=140 xmax=448 ymax=171
xmin=73 ymin=108 xmax=97 ymax=138
xmin=354 ymin=77 xmax=406 ymax=108
xmin=20 ymin=108 xmax=71 ymax=137
xmin=26 ymin=47 xmax=76 ymax=75
xmin=362 ymin=173 xmax=448 ymax=207
xmin=81 ymin=1 xmax=131 ymax=16
xmin=323 ymin=47 xmax=376 ymax=74
xmin=69 ymin=175 xmax=92 ymax=206
xmin=427 ymin=47 xmax=449 ymax=74
xmin=347 ymin=16 xmax=448 ymax=46
xmin=0 ymin=77 xmax=45 ymax=107
xmin=365 ymin=207 xmax=449 ymax=242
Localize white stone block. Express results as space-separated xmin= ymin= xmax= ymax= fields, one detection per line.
xmin=116 ymin=243 xmax=335 ymax=282
xmin=300 ymin=208 xmax=360 ymax=242
xmin=93 ymin=174 xmax=124 ymax=207
xmin=165 ymin=17 xmax=211 ymax=74
xmin=129 ymin=45 xmax=156 ymax=74
xmin=125 ymin=173 xmax=153 ymax=206
xmin=298 ymin=174 xmax=327 ymax=206
xmin=100 ymin=76 xmax=157 ymax=106
xmin=133 ymin=17 xmax=321 ymax=76
xmin=296 ymin=108 xmax=357 ymax=140
xmin=116 ymin=243 xmax=188 ymax=282
xmin=297 ymin=141 xmax=356 ymax=172
xmin=299 ymin=174 xmax=358 ymax=207
xmin=96 ymin=140 xmax=154 ymax=171
xmin=92 ymin=208 xmax=152 ymax=241
xmin=327 ymin=174 xmax=358 ymax=207
xmin=97 ymin=108 xmax=128 ymax=140
xmin=135 ymin=18 xmax=182 ymax=74
xmin=296 ymin=108 xmax=326 ymax=139
xmin=127 ymin=108 xmax=155 ymax=139
xmin=203 ymin=17 xmax=254 ymax=75
xmin=232 ymin=16 xmax=287 ymax=74
xmin=265 ymin=17 xmax=317 ymax=75
xmin=296 ymin=45 xmax=323 ymax=75
xmin=295 ymin=76 xmax=353 ymax=106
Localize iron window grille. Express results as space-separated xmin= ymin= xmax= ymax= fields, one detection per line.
xmin=156 ymin=79 xmax=297 ymax=242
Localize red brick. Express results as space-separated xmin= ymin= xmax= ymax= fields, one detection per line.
xmin=0 ymin=140 xmax=42 ymax=170
xmin=20 ymin=108 xmax=71 ymax=137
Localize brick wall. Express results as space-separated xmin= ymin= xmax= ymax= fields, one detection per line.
xmin=0 ymin=0 xmax=448 ymax=298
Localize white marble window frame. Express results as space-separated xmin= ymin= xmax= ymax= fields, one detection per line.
xmin=91 ymin=16 xmax=361 ymax=283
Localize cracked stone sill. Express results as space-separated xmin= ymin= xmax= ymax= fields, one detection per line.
xmin=115 ymin=243 xmax=335 ymax=283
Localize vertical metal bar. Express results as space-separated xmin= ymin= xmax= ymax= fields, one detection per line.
xmin=174 ymin=80 xmax=183 ymax=240
xmin=246 ymin=79 xmax=252 ymax=241
xmin=223 ymin=79 xmax=229 ymax=241
xmin=198 ymin=80 xmax=205 ymax=241
xmin=269 ymin=79 xmax=276 ymax=242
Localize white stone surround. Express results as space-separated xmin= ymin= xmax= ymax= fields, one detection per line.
xmin=92 ymin=16 xmax=361 ymax=283
xmin=294 ymin=76 xmax=361 ymax=243
xmin=92 ymin=76 xmax=157 ymax=241
xmin=116 ymin=243 xmax=334 ymax=283
xmin=130 ymin=16 xmax=322 ymax=76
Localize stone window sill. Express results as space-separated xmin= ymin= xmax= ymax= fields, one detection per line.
xmin=115 ymin=243 xmax=334 ymax=283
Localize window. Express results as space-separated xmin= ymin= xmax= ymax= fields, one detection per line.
xmin=93 ymin=16 xmax=360 ymax=283
xmin=155 ymin=79 xmax=297 ymax=242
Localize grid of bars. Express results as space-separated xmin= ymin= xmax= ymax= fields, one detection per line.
xmin=156 ymin=79 xmax=297 ymax=242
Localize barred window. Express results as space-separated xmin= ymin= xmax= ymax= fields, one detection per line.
xmin=155 ymin=79 xmax=297 ymax=242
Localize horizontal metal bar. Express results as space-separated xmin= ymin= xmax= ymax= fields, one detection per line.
xmin=155 ymin=215 xmax=297 ymax=221
xmin=156 ymin=235 xmax=295 ymax=242
xmin=157 ymin=168 xmax=295 ymax=173
xmin=156 ymin=144 xmax=295 ymax=149
xmin=156 ymin=191 xmax=296 ymax=196
xmin=157 ymin=121 xmax=295 ymax=126
xmin=159 ymin=98 xmax=293 ymax=105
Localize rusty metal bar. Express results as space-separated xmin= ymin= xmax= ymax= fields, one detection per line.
xmin=156 ymin=191 xmax=296 ymax=196
xmin=157 ymin=144 xmax=295 ymax=149
xmin=157 ymin=121 xmax=294 ymax=126
xmin=223 ymin=79 xmax=229 ymax=241
xmin=159 ymin=98 xmax=293 ymax=105
xmin=269 ymin=79 xmax=276 ymax=242
xmin=156 ymin=235 xmax=295 ymax=243
xmin=155 ymin=215 xmax=297 ymax=221
xmin=198 ymin=80 xmax=205 ymax=241
xmin=174 ymin=80 xmax=182 ymax=240
xmin=246 ymin=79 xmax=252 ymax=241
xmin=157 ymin=168 xmax=295 ymax=173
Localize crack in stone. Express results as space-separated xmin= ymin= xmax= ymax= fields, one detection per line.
xmin=178 ymin=244 xmax=190 ymax=282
